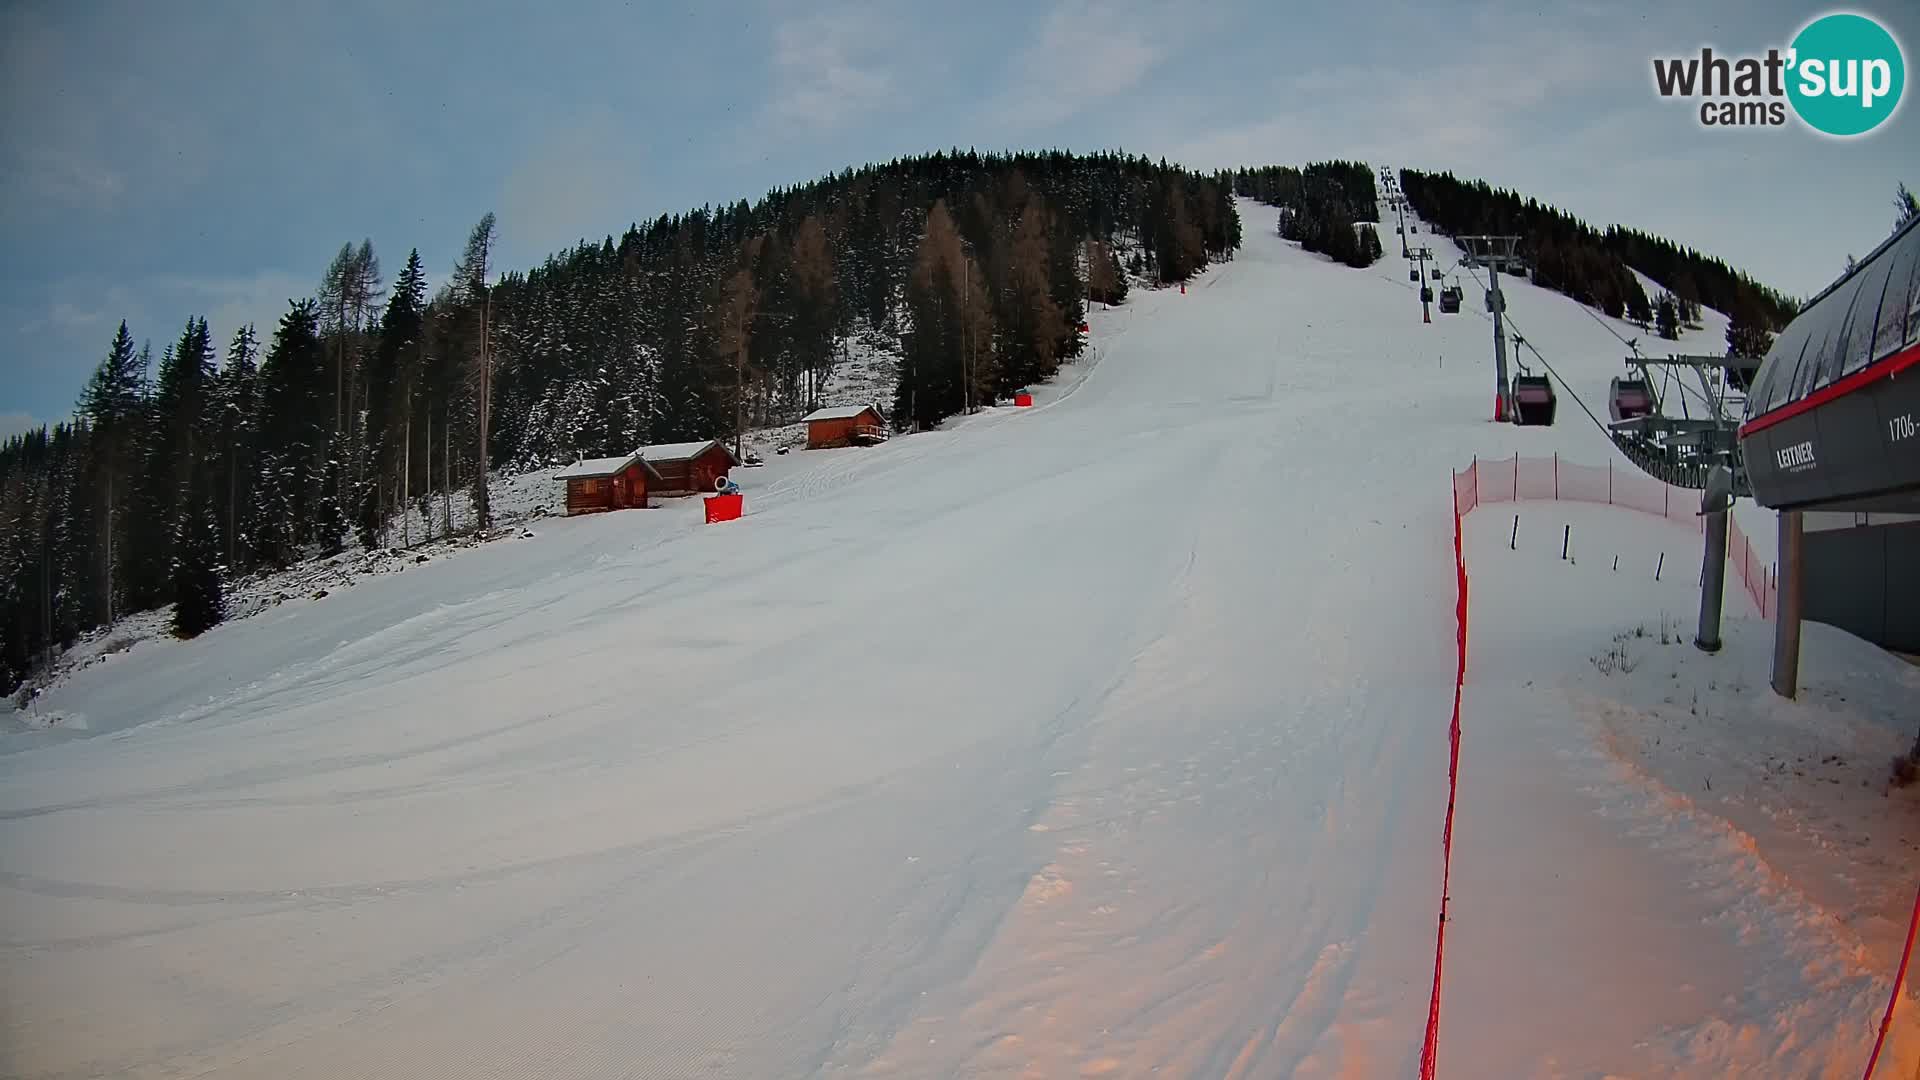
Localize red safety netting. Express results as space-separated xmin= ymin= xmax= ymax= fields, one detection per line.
xmin=1423 ymin=492 xmax=1470 ymax=1079
xmin=1452 ymin=455 xmax=1777 ymax=620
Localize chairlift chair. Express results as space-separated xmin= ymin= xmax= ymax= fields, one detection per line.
xmin=1512 ymin=374 xmax=1557 ymax=426
xmin=1608 ymin=376 xmax=1653 ymax=422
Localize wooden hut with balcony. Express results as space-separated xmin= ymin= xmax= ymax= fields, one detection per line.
xmin=802 ymin=404 xmax=888 ymax=450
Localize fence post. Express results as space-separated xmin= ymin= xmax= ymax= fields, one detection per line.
xmin=1513 ymin=455 xmax=1519 ymax=500
xmin=1554 ymin=453 xmax=1560 ymax=498
xmin=1608 ymin=461 xmax=1613 ymax=504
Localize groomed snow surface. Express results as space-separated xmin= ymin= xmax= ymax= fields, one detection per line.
xmin=2 ymin=196 xmax=1916 ymax=1078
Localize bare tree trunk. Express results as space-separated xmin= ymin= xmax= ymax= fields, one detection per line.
xmin=403 ymin=395 xmax=411 ymax=548
xmin=104 ymin=469 xmax=115 ymax=625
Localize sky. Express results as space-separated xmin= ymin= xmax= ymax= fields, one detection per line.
xmin=3 ymin=0 xmax=1917 ymax=436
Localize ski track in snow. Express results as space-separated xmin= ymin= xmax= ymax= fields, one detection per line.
xmin=0 ymin=197 xmax=1909 ymax=1078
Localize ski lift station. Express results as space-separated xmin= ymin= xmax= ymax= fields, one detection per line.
xmin=1737 ymin=214 xmax=1920 ymax=655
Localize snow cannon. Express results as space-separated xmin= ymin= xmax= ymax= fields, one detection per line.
xmin=1014 ymin=388 xmax=1034 ymax=407
xmin=704 ymin=488 xmax=743 ymax=524
xmin=714 ymin=475 xmax=741 ymax=496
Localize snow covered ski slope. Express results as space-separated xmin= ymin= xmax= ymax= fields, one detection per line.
xmin=2 ymin=197 xmax=1907 ymax=1078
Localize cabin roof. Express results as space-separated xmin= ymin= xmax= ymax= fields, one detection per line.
xmin=801 ymin=403 xmax=883 ymax=423
xmin=641 ymin=439 xmax=737 ymax=464
xmin=555 ymin=452 xmax=663 ymax=481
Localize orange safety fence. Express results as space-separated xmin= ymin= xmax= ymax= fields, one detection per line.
xmin=1421 ymin=495 xmax=1470 ymax=1078
xmin=1452 ymin=454 xmax=1778 ymax=619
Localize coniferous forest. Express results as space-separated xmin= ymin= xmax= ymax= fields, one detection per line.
xmin=1397 ymin=169 xmax=1796 ymax=350
xmin=1229 ymin=162 xmax=1384 ymax=268
xmin=0 ymin=150 xmax=1239 ymax=691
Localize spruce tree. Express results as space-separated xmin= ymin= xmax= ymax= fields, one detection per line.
xmin=78 ymin=322 xmax=147 ymax=623
xmin=170 ymin=495 xmax=226 ymax=639
xmin=1655 ymin=294 xmax=1680 ymax=340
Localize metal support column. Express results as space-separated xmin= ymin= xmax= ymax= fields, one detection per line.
xmin=1771 ymin=509 xmax=1804 ymax=698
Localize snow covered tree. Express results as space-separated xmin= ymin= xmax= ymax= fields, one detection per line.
xmin=252 ymin=300 xmax=327 ymax=565
xmin=450 ymin=214 xmax=496 ymax=531
xmin=1895 ymin=182 xmax=1918 ymax=233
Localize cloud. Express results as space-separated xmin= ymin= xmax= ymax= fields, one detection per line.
xmin=981 ymin=1 xmax=1172 ymax=133
xmin=1163 ymin=9 xmax=1617 ymax=171
xmin=1 ymin=146 xmax=126 ymax=212
xmin=762 ymin=6 xmax=904 ymax=133
xmin=498 ymin=106 xmax=649 ymax=265
xmin=152 ymin=270 xmax=314 ymax=349
xmin=0 ymin=411 xmax=46 ymax=438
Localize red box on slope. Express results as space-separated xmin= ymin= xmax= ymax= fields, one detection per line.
xmin=1014 ymin=392 xmax=1033 ymax=407
xmin=703 ymin=492 xmax=743 ymax=524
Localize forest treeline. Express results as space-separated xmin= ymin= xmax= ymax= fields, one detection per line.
xmin=0 ymin=150 xmax=1238 ymax=690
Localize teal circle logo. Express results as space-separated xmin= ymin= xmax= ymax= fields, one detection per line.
xmin=1787 ymin=13 xmax=1905 ymax=136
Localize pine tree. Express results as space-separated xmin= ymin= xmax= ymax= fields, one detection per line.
xmin=252 ymin=300 xmax=326 ymax=566
xmin=897 ymin=201 xmax=994 ymax=430
xmin=1655 ymin=294 xmax=1680 ymax=340
xmin=451 ymin=214 xmax=497 ymax=532
xmin=357 ymin=250 xmax=427 ymax=547
xmin=1895 ymin=182 xmax=1919 ymax=233
xmin=314 ymin=433 xmax=348 ymax=556
xmin=1726 ymin=299 xmax=1774 ymax=359
xmin=170 ymin=495 xmax=226 ymax=639
xmin=77 ymin=322 xmax=147 ymax=623
xmin=788 ymin=215 xmax=841 ymax=410
xmin=214 ymin=324 xmax=259 ymax=571
xmin=998 ymin=201 xmax=1068 ymax=393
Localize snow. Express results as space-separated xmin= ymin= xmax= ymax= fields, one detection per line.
xmin=2 ymin=194 xmax=1914 ymax=1078
xmin=1452 ymin=500 xmax=1920 ymax=1077
xmin=799 ymin=403 xmax=883 ymax=422
xmin=553 ymin=452 xmax=642 ymax=479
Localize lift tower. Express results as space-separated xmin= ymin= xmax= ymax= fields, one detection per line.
xmin=1460 ymin=235 xmax=1524 ymax=422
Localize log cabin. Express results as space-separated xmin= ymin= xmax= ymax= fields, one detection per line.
xmin=802 ymin=404 xmax=888 ymax=450
xmin=555 ymin=452 xmax=662 ymax=516
xmin=641 ymin=440 xmax=738 ymax=496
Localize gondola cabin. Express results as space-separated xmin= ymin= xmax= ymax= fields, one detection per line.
xmin=803 ymin=404 xmax=889 ymax=450
xmin=1439 ymin=287 xmax=1462 ymax=314
xmin=1512 ymin=375 xmax=1557 ymax=426
xmin=641 ymin=440 xmax=738 ymax=497
xmin=556 ymin=451 xmax=661 ymax=516
xmin=1609 ymin=377 xmax=1654 ymax=422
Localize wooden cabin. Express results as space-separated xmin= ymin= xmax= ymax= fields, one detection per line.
xmin=641 ymin=440 xmax=738 ymax=496
xmin=802 ymin=404 xmax=888 ymax=450
xmin=556 ymin=451 xmax=662 ymax=516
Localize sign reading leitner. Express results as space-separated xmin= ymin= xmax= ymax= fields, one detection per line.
xmin=1652 ymin=11 xmax=1905 ymax=136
